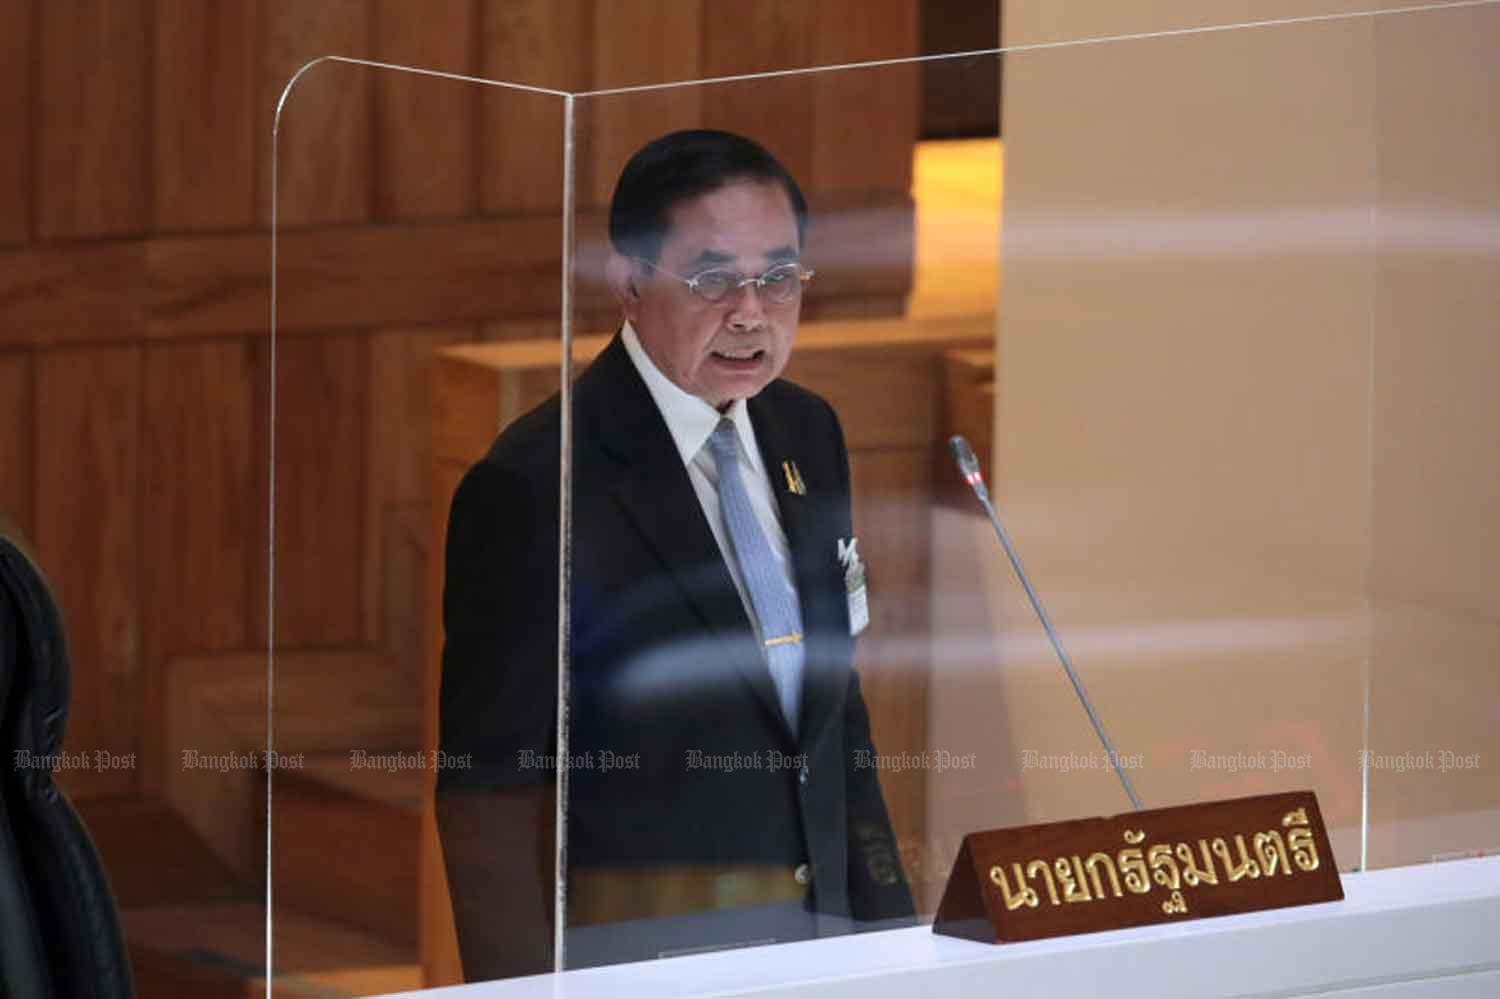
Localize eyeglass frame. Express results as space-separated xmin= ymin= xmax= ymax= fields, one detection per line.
xmin=632 ymin=256 xmax=815 ymax=304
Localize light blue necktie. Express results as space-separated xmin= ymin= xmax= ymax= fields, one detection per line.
xmin=706 ymin=418 xmax=804 ymax=736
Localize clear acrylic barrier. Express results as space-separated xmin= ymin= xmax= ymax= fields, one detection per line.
xmin=265 ymin=2 xmax=1500 ymax=990
xmin=1364 ymin=2 xmax=1500 ymax=868
xmin=267 ymin=58 xmax=568 ymax=993
xmin=968 ymin=14 xmax=1376 ymax=863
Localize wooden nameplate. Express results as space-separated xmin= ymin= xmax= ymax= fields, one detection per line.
xmin=932 ymin=790 xmax=1342 ymax=943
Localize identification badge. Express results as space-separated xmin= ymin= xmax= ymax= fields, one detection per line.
xmin=838 ymin=537 xmax=869 ymax=636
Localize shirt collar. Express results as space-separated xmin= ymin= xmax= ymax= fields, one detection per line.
xmin=621 ymin=320 xmax=761 ymax=471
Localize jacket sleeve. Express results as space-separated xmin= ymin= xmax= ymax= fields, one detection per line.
xmin=437 ymin=457 xmax=559 ymax=791
xmin=436 ymin=457 xmax=563 ymax=979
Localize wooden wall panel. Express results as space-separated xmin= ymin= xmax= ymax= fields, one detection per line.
xmin=140 ymin=340 xmax=257 ymax=658
xmin=811 ymin=0 xmax=920 ymax=197
xmin=37 ymin=0 xmax=152 ymax=240
xmin=0 ymin=352 xmax=33 ymax=537
xmin=371 ymin=0 xmax=479 ymax=221
xmin=700 ymin=4 xmax=816 ymax=188
xmin=363 ymin=325 xmax=474 ymax=678
xmin=0 ymin=242 xmax=146 ymax=348
xmin=259 ymin=333 xmax=367 ymax=648
xmin=258 ymin=0 xmax=372 ymax=226
xmin=147 ymin=217 xmax=564 ymax=341
xmin=585 ymin=1 xmax=703 ymax=206
xmin=0 ymin=0 xmax=33 ymax=246
xmin=479 ymin=0 xmax=585 ymax=215
xmin=35 ymin=346 xmax=143 ymax=798
xmin=153 ymin=0 xmax=259 ymax=231
xmin=139 ymin=341 xmax=258 ymax=791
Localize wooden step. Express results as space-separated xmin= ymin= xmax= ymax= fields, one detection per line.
xmin=265 ymin=750 xmax=424 ymax=948
xmin=164 ymin=647 xmax=424 ymax=889
xmin=125 ymin=902 xmax=422 ymax=999
xmin=73 ymin=794 xmax=247 ymax=908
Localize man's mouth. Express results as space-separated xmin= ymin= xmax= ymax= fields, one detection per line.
xmin=711 ymin=347 xmax=765 ymax=363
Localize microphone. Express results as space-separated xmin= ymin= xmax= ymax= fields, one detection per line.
xmin=949 ymin=434 xmax=987 ymax=501
xmin=948 ymin=435 xmax=1144 ymax=811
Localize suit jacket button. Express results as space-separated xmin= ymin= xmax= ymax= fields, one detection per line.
xmin=799 ymin=765 xmax=809 ymax=786
xmin=794 ymin=863 xmax=811 ymax=886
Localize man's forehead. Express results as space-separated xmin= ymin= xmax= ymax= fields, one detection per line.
xmin=680 ymin=244 xmax=800 ymax=271
xmin=660 ymin=181 xmax=800 ymax=264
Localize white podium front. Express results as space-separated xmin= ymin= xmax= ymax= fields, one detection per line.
xmin=381 ymin=856 xmax=1500 ymax=998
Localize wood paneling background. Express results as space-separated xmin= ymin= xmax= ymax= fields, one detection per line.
xmin=38 ymin=0 xmax=153 ymax=240
xmin=154 ymin=1 xmax=261 ymax=231
xmin=33 ymin=346 xmax=143 ymax=798
xmin=0 ymin=1 xmax=33 ymax=246
xmin=0 ymin=0 xmax=922 ymax=976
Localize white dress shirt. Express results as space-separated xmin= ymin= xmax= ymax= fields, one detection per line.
xmin=620 ymin=321 xmax=801 ymax=644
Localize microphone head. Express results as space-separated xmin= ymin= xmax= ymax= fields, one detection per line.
xmin=949 ymin=434 xmax=987 ymax=497
xmin=948 ymin=434 xmax=980 ymax=477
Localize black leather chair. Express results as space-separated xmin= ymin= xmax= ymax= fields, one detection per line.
xmin=1 ymin=535 xmax=133 ymax=999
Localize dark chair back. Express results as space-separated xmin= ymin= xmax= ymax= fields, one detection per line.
xmin=1 ymin=536 xmax=133 ymax=999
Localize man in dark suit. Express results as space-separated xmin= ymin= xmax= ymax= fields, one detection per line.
xmin=437 ymin=129 xmax=913 ymax=982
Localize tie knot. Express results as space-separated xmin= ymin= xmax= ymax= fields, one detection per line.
xmin=707 ymin=417 xmax=740 ymax=465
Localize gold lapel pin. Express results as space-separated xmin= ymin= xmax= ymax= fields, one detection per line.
xmin=782 ymin=460 xmax=806 ymax=496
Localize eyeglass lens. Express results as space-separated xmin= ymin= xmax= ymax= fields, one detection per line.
xmin=694 ymin=264 xmax=804 ymax=304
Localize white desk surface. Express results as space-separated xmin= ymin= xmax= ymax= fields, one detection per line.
xmin=381 ymin=855 xmax=1500 ymax=999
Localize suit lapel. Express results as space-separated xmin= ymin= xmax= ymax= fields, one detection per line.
xmin=748 ymin=393 xmax=848 ymax=750
xmin=581 ymin=338 xmax=788 ymax=734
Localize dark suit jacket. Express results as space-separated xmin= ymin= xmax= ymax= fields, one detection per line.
xmin=438 ymin=335 xmax=913 ymax=972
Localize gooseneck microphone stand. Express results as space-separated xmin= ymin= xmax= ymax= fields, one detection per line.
xmin=949 ymin=434 xmax=1144 ymax=812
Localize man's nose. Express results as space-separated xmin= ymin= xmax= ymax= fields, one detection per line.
xmin=725 ymin=280 xmax=768 ymax=329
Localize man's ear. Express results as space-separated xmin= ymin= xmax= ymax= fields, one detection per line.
xmin=605 ymin=253 xmax=640 ymax=314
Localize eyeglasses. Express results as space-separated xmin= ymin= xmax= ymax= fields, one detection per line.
xmin=634 ymin=258 xmax=815 ymax=305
